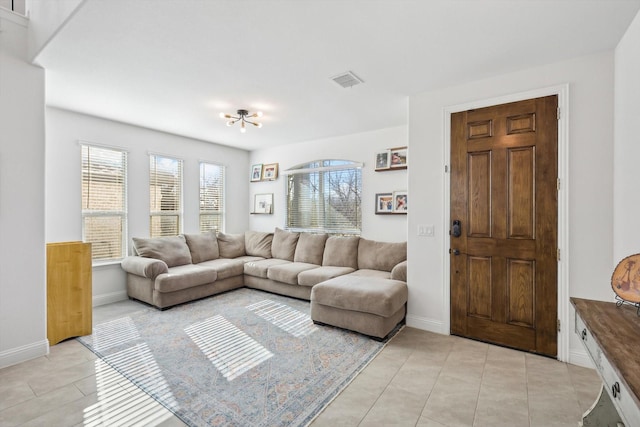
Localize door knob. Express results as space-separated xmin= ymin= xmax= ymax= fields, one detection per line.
xmin=450 ymin=249 xmax=460 ymax=255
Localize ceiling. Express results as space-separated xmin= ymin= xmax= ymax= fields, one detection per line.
xmin=35 ymin=0 xmax=640 ymax=151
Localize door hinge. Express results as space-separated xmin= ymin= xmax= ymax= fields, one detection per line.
xmin=557 ymin=107 xmax=561 ymax=120
xmin=557 ymin=319 xmax=561 ymax=332
xmin=557 ymin=178 xmax=561 ymax=191
xmin=445 ymin=165 xmax=449 ymax=173
xmin=557 ymin=248 xmax=561 ymax=261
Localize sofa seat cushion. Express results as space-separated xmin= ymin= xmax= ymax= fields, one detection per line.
xmin=348 ymin=269 xmax=391 ymax=280
xmin=234 ymin=255 xmax=266 ymax=264
xmin=244 ymin=259 xmax=291 ymax=279
xmin=154 ymin=265 xmax=217 ymax=293
xmin=298 ymin=266 xmax=355 ymax=287
xmin=267 ymin=262 xmax=320 ymax=285
xmin=196 ymin=258 xmax=245 ymax=280
xmin=311 ymin=276 xmax=407 ymax=317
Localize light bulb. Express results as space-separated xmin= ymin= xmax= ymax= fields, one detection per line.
xmin=226 ymin=121 xmax=233 ymax=127
xmin=240 ymin=127 xmax=247 ymax=133
xmin=219 ymin=112 xmax=226 ymax=119
xmin=256 ymin=111 xmax=263 ymax=118
xmin=257 ymin=123 xmax=263 ymax=128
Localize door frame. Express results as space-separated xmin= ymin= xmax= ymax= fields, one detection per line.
xmin=442 ymin=84 xmax=570 ymax=362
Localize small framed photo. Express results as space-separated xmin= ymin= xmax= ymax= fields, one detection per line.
xmin=250 ymin=164 xmax=263 ymax=182
xmin=375 ymin=193 xmax=394 ymax=214
xmin=393 ymin=191 xmax=408 ymax=213
xmin=375 ymin=150 xmax=391 ymax=170
xmin=253 ymin=193 xmax=273 ymax=214
xmin=262 ymin=163 xmax=279 ymax=181
xmin=390 ymin=147 xmax=408 ymax=168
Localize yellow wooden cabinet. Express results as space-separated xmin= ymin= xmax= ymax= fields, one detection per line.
xmin=47 ymin=241 xmax=92 ymax=345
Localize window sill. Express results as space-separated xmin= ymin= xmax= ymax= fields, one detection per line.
xmin=92 ymin=259 xmax=124 ymax=268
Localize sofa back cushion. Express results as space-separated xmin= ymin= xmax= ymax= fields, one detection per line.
xmin=294 ymin=233 xmax=327 ymax=265
xmin=132 ymin=235 xmax=192 ymax=267
xmin=322 ymin=236 xmax=360 ymax=269
xmin=244 ymin=231 xmax=273 ymax=258
xmin=183 ymin=231 xmax=219 ymax=264
xmin=271 ymin=228 xmax=299 ymax=261
xmin=217 ymin=233 xmax=246 ymax=258
xmin=357 ymin=238 xmax=407 ymax=272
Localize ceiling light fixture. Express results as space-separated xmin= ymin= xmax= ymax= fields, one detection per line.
xmin=219 ymin=109 xmax=263 ymax=133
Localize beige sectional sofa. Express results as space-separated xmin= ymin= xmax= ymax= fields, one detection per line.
xmin=121 ymin=228 xmax=407 ymax=339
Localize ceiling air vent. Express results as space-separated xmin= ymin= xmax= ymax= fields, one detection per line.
xmin=331 ymin=71 xmax=364 ymax=88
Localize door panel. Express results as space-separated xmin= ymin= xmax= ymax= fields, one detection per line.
xmin=450 ymin=95 xmax=558 ymax=357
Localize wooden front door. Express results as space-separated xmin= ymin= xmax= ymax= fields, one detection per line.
xmin=450 ymin=95 xmax=558 ymax=357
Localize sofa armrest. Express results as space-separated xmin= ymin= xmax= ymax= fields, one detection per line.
xmin=390 ymin=260 xmax=407 ymax=282
xmin=121 ymin=256 xmax=168 ymax=280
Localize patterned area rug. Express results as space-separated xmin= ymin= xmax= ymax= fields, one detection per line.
xmin=78 ymin=288 xmax=396 ymax=426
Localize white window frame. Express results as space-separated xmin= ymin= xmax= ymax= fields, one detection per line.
xmin=149 ymin=153 xmax=183 ymax=237
xmin=284 ymin=159 xmax=363 ymax=235
xmin=81 ymin=143 xmax=128 ymax=264
xmin=199 ymin=161 xmax=225 ymax=233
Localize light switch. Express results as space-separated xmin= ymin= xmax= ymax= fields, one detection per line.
xmin=418 ymin=225 xmax=434 ymax=237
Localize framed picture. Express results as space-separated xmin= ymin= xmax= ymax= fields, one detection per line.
xmin=250 ymin=164 xmax=263 ymax=182
xmin=393 ymin=191 xmax=408 ymax=213
xmin=375 ymin=193 xmax=394 ymax=214
xmin=375 ymin=150 xmax=391 ymax=170
xmin=253 ymin=193 xmax=273 ymax=214
xmin=262 ymin=163 xmax=279 ymax=181
xmin=390 ymin=147 xmax=408 ymax=168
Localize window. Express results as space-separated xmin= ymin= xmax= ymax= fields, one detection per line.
xmin=81 ymin=144 xmax=127 ymax=261
xmin=286 ymin=160 xmax=362 ymax=234
xmin=149 ymin=154 xmax=183 ymax=237
xmin=199 ymin=162 xmax=225 ymax=233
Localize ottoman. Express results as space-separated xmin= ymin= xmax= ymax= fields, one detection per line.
xmin=310 ymin=275 xmax=408 ymax=339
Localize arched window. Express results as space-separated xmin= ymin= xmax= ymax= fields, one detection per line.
xmin=285 ymin=159 xmax=362 ymax=234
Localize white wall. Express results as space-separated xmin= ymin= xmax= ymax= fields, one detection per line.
xmin=408 ymin=51 xmax=615 ymax=365
xmin=45 ymin=107 xmax=250 ymax=305
xmin=0 ymin=10 xmax=47 ymax=368
xmin=614 ymin=11 xmax=640 ymax=262
xmin=249 ymin=126 xmax=408 ymax=242
xmin=26 ymin=0 xmax=83 ymax=60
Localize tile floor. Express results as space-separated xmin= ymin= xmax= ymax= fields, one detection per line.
xmin=0 ymin=299 xmax=601 ymax=427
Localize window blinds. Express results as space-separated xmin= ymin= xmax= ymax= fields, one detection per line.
xmin=149 ymin=154 xmax=183 ymax=237
xmin=199 ymin=162 xmax=225 ymax=233
xmin=286 ymin=161 xmax=362 ymax=234
xmin=81 ymin=145 xmax=127 ymax=261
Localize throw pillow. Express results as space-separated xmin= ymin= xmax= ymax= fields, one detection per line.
xmin=132 ymin=235 xmax=192 ymax=267
xmin=321 ymin=236 xmax=360 ymax=269
xmin=294 ymin=232 xmax=327 ymax=265
xmin=358 ymin=238 xmax=407 ymax=272
xmin=244 ymin=231 xmax=273 ymax=258
xmin=183 ymin=231 xmax=220 ymax=264
xmin=217 ymin=232 xmax=246 ymax=258
xmin=271 ymin=228 xmax=299 ymax=261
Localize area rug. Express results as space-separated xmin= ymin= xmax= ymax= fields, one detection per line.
xmin=78 ymin=288 xmax=398 ymax=426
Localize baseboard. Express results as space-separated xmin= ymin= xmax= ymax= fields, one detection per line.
xmin=93 ymin=290 xmax=128 ymax=307
xmin=406 ymin=314 xmax=446 ymax=334
xmin=568 ymin=348 xmax=594 ymax=369
xmin=0 ymin=339 xmax=49 ymax=369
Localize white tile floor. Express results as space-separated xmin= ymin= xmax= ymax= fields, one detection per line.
xmin=0 ymin=299 xmax=601 ymax=427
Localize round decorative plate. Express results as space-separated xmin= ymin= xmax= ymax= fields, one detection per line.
xmin=612 ymin=253 xmax=640 ymax=303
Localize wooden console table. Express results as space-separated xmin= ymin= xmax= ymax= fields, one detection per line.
xmin=571 ymin=297 xmax=640 ymax=427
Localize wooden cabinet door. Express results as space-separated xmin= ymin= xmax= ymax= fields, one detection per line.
xmin=450 ymin=96 xmax=558 ymax=357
